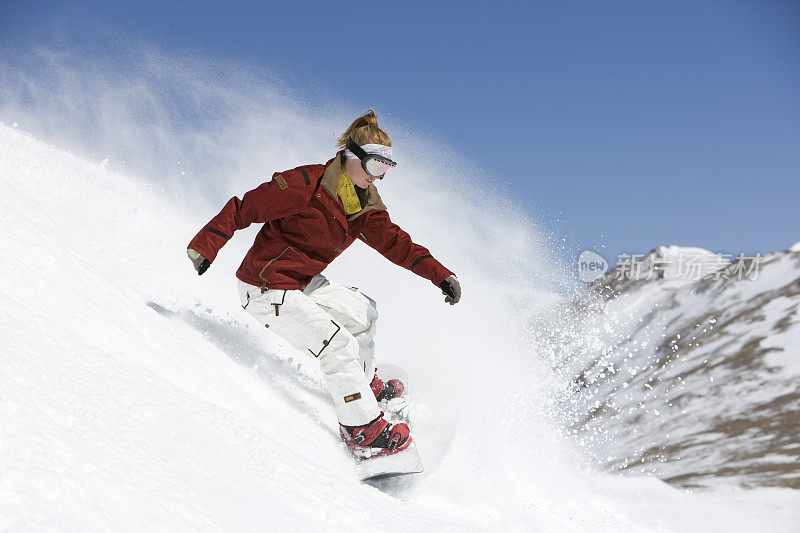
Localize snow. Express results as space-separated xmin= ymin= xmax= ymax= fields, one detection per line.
xmin=789 ymin=241 xmax=800 ymax=252
xmin=2 ymin=124 xmax=800 ymax=530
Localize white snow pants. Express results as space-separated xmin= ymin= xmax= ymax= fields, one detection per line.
xmin=238 ymin=275 xmax=380 ymax=426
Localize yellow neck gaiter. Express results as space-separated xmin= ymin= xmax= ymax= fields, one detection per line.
xmin=337 ymin=167 xmax=362 ymax=215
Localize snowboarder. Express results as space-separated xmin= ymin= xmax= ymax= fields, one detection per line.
xmin=186 ymin=110 xmax=460 ymax=458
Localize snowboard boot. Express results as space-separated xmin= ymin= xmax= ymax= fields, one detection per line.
xmin=339 ymin=412 xmax=411 ymax=459
xmin=370 ymin=372 xmax=406 ymax=402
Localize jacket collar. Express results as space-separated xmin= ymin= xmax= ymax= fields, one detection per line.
xmin=321 ymin=152 xmax=387 ymax=221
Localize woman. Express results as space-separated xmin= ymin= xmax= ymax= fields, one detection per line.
xmin=186 ymin=111 xmax=461 ymax=458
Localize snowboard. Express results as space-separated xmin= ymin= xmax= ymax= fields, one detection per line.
xmin=353 ymin=363 xmax=423 ymax=481
xmin=354 ymin=442 xmax=423 ymax=481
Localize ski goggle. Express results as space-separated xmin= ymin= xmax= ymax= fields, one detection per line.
xmin=345 ymin=139 xmax=397 ymax=179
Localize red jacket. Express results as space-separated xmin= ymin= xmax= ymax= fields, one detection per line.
xmin=188 ymin=152 xmax=454 ymax=291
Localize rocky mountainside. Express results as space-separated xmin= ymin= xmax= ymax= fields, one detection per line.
xmin=533 ymin=244 xmax=800 ymax=489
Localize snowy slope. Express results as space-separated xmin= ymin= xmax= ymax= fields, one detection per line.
xmin=2 ymin=124 xmax=800 ymax=531
xmin=534 ymin=245 xmax=800 ymax=489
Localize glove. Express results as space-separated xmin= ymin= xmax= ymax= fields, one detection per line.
xmin=439 ymin=275 xmax=461 ymax=305
xmin=187 ymin=248 xmax=211 ymax=275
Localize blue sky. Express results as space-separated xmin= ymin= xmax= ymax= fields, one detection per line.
xmin=3 ymin=0 xmax=799 ymax=264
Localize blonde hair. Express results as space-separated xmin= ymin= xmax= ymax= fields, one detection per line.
xmin=335 ymin=110 xmax=392 ymax=149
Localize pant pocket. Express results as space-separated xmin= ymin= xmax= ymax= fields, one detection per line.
xmin=311 ymin=285 xmax=371 ymax=330
xmin=238 ymin=281 xmax=285 ymax=318
xmin=238 ymin=281 xmax=258 ymax=308
xmin=267 ymin=289 xmax=288 ymax=316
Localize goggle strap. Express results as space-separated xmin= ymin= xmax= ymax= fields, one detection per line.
xmin=346 ymin=138 xmax=370 ymax=160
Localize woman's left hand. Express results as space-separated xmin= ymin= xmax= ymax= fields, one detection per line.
xmin=187 ymin=248 xmax=211 ymax=275
xmin=439 ymin=275 xmax=461 ymax=305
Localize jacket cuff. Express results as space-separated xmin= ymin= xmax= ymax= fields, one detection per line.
xmin=418 ymin=259 xmax=453 ymax=287
xmin=432 ymin=269 xmax=454 ymax=287
xmin=187 ymin=234 xmax=218 ymax=263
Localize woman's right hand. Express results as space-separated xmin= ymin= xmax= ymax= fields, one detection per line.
xmin=187 ymin=248 xmax=211 ymax=275
xmin=439 ymin=275 xmax=461 ymax=305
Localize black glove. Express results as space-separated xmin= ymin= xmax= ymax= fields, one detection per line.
xmin=439 ymin=275 xmax=461 ymax=305
xmin=187 ymin=248 xmax=211 ymax=275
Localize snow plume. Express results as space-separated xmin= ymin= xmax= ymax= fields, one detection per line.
xmin=3 ymin=38 xmax=800 ymax=530
xmin=0 ymin=41 xmax=330 ymax=208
